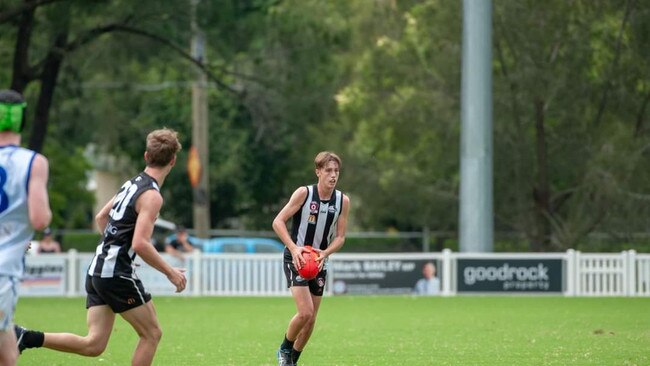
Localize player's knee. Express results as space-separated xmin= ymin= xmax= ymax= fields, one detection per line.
xmin=141 ymin=325 xmax=163 ymax=344
xmin=82 ymin=334 xmax=109 ymax=357
xmin=301 ymin=312 xmax=317 ymax=329
xmin=297 ymin=309 xmax=314 ymax=323
xmin=152 ymin=326 xmax=163 ymax=343
xmin=305 ymin=315 xmax=317 ymax=327
xmin=84 ymin=342 xmax=107 ymax=357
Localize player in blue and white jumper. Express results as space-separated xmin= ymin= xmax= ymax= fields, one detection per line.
xmin=0 ymin=89 xmax=52 ymax=366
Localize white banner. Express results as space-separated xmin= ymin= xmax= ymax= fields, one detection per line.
xmin=19 ymin=255 xmax=67 ymax=296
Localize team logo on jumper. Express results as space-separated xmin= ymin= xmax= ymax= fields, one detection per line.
xmin=328 ymin=205 xmax=337 ymax=213
xmin=309 ymin=201 xmax=318 ymax=214
xmin=308 ymin=215 xmax=316 ymax=224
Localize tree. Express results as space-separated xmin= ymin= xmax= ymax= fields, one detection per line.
xmin=493 ymin=0 xmax=650 ymax=250
xmin=332 ymin=0 xmax=462 ymax=231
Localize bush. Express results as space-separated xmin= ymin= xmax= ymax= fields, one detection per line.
xmin=61 ymin=231 xmax=101 ymax=252
xmin=341 ymin=237 xmax=424 ymax=252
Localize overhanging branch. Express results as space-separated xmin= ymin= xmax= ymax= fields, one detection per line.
xmin=592 ymin=0 xmax=636 ymax=126
xmin=0 ymin=0 xmax=66 ymax=24
xmin=105 ymin=24 xmax=242 ymax=96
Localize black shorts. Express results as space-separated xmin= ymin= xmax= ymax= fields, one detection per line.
xmin=283 ymin=252 xmax=327 ymax=296
xmin=85 ymin=275 xmax=152 ymax=313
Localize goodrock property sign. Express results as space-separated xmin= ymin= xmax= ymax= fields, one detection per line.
xmin=457 ymin=258 xmax=563 ymax=293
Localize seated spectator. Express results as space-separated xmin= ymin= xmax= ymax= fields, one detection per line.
xmin=38 ymin=227 xmax=62 ymax=254
xmin=164 ymin=226 xmax=194 ymax=260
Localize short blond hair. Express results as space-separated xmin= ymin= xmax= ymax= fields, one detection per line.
xmin=145 ymin=128 xmax=182 ymax=167
xmin=314 ymin=151 xmax=341 ymax=170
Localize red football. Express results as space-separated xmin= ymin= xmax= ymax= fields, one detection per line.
xmin=298 ymin=246 xmax=320 ymax=280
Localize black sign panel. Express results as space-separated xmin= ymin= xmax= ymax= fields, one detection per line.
xmin=457 ymin=258 xmax=563 ymax=292
xmin=330 ymin=259 xmax=441 ymax=295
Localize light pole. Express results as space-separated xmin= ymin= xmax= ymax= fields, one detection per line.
xmin=190 ymin=0 xmax=211 ymax=238
xmin=459 ymin=0 xmax=493 ymax=252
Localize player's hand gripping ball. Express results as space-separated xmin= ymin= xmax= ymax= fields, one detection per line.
xmin=298 ymin=246 xmax=320 ymax=280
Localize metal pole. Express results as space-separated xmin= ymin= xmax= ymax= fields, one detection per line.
xmin=422 ymin=226 xmax=430 ymax=252
xmin=191 ymin=0 xmax=211 ymax=238
xmin=459 ymin=0 xmax=493 ymax=252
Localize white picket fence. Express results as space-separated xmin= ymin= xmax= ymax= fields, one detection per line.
xmin=567 ymin=250 xmax=650 ymax=297
xmin=197 ymin=254 xmax=288 ymax=296
xmin=18 ymin=249 xmax=650 ymax=297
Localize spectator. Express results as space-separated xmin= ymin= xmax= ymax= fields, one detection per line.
xmin=37 ymin=227 xmax=61 ymax=254
xmin=164 ymin=226 xmax=195 ymax=260
xmin=414 ymin=262 xmax=441 ymax=296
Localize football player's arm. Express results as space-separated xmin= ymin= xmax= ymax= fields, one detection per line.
xmin=95 ymin=197 xmax=114 ymax=234
xmin=27 ymin=154 xmax=52 ymax=230
xmin=133 ymin=190 xmax=186 ymax=292
xmin=272 ymin=186 xmax=309 ymax=268
xmin=318 ymin=194 xmax=350 ymax=263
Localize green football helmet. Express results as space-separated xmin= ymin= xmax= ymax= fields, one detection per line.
xmin=0 ymin=101 xmax=27 ymax=133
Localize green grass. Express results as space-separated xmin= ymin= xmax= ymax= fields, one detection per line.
xmin=15 ymin=296 xmax=650 ymax=366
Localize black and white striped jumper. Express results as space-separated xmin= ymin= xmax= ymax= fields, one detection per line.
xmin=88 ymin=172 xmax=159 ymax=279
xmin=283 ymin=184 xmax=343 ymax=262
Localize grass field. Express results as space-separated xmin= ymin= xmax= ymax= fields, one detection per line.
xmin=14 ymin=296 xmax=649 ymax=366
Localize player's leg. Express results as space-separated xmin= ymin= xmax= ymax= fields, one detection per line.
xmin=41 ymin=305 xmax=115 ymax=356
xmin=277 ymin=260 xmax=313 ymax=365
xmin=0 ymin=276 xmax=20 ymax=365
xmin=277 ymin=286 xmax=312 ymax=365
xmin=287 ymin=286 xmax=316 ymax=340
xmin=0 ymin=327 xmax=18 ymax=366
xmin=119 ymin=300 xmax=162 ymax=366
xmin=291 ymin=294 xmax=322 ymax=364
xmin=291 ymin=272 xmax=326 ymax=365
xmin=29 ymin=274 xmax=117 ymax=356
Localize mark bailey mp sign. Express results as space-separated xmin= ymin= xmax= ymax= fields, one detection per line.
xmin=457 ymin=259 xmax=563 ymax=292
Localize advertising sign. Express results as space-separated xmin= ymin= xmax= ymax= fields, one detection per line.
xmin=457 ymin=258 xmax=563 ymax=292
xmin=131 ymin=255 xmax=193 ymax=295
xmin=20 ymin=256 xmax=67 ymax=296
xmin=74 ymin=255 xmax=192 ymax=295
xmin=330 ymin=258 xmax=441 ymax=295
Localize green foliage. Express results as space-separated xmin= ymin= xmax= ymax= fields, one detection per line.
xmin=43 ymin=138 xmax=94 ymax=230
xmin=333 ymin=1 xmax=461 ymax=230
xmin=492 ymin=0 xmax=650 ymax=250
xmin=3 ymin=0 xmax=650 ymax=252
xmin=342 ymin=236 xmax=424 ymax=253
xmin=60 ymin=231 xmax=101 ymax=252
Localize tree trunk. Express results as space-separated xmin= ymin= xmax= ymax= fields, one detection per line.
xmin=531 ymin=98 xmax=552 ymax=251
xmin=10 ymin=2 xmax=35 ymax=92
xmin=28 ymin=30 xmax=68 ymax=152
xmin=633 ymin=91 xmax=649 ymax=138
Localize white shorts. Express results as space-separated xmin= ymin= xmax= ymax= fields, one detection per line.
xmin=0 ymin=276 xmax=19 ymax=332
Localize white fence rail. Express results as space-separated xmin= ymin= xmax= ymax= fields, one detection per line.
xmin=574 ymin=252 xmax=627 ymax=296
xmin=18 ymin=249 xmax=650 ymax=297
xmin=635 ymin=253 xmax=650 ymax=296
